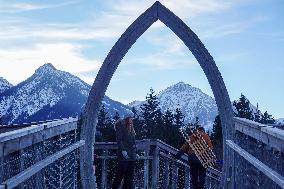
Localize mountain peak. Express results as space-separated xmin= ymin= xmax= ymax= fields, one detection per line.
xmin=0 ymin=77 xmax=13 ymax=93
xmin=165 ymin=81 xmax=194 ymax=92
xmin=173 ymin=81 xmax=191 ymax=87
xmin=35 ymin=63 xmax=56 ymax=74
xmin=176 ymin=81 xmax=185 ymax=85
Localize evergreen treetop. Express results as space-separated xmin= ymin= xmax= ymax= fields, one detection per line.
xmin=261 ymin=111 xmax=275 ymax=124
xmin=233 ymin=94 xmax=254 ymax=120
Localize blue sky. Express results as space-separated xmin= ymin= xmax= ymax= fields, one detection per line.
xmin=0 ymin=0 xmax=283 ymax=118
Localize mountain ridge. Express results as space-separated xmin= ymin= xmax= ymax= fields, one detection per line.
xmin=128 ymin=81 xmax=218 ymax=130
xmin=0 ymin=63 xmax=131 ymax=124
xmin=0 ymin=77 xmax=13 ymax=94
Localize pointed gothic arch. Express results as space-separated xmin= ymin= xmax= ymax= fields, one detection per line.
xmin=80 ymin=1 xmax=235 ymax=188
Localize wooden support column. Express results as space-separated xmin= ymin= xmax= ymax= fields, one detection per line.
xmin=171 ymin=163 xmax=178 ymax=189
xmin=162 ymin=155 xmax=170 ymax=188
xmin=101 ymin=150 xmax=108 ymax=189
xmin=151 ymin=146 xmax=160 ymax=189
xmin=144 ymin=148 xmax=150 ymax=189
xmin=19 ymin=149 xmax=24 ymax=189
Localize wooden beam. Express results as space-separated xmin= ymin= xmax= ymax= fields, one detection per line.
xmin=151 ymin=146 xmax=159 ymax=188
xmin=234 ymin=117 xmax=284 ymax=152
xmin=1 ymin=140 xmax=85 ymax=189
xmin=1 ymin=119 xmax=78 ymax=156
xmin=226 ymin=140 xmax=284 ymax=189
xmin=143 ymin=148 xmax=149 ymax=189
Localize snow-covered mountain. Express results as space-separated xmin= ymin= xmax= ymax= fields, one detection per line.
xmin=0 ymin=77 xmax=12 ymax=94
xmin=0 ymin=63 xmax=131 ymax=124
xmin=129 ymin=82 xmax=218 ymax=130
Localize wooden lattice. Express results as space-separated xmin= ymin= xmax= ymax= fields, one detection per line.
xmin=180 ymin=128 xmax=216 ymax=169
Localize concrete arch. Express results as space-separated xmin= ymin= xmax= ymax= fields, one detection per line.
xmin=80 ymin=1 xmax=235 ymax=188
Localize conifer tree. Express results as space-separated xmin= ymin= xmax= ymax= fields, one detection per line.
xmin=163 ymin=108 xmax=174 ymax=128
xmin=254 ymin=103 xmax=261 ymax=123
xmin=97 ymin=105 xmax=115 ymax=142
xmin=184 ymin=122 xmax=194 ymax=134
xmin=211 ymin=115 xmax=222 ymax=144
xmin=174 ymin=106 xmax=185 ymax=128
xmin=155 ymin=109 xmax=164 ymax=139
xmin=0 ymin=114 xmax=3 ymax=125
xmin=97 ymin=105 xmax=111 ymax=127
xmin=233 ymin=94 xmax=254 ymax=120
xmin=162 ymin=109 xmax=174 ymax=141
xmin=171 ymin=106 xmax=185 ymax=147
xmin=131 ymin=107 xmax=138 ymax=118
xmin=113 ymin=112 xmax=120 ymax=122
xmin=193 ymin=116 xmax=200 ymax=130
xmin=210 ymin=115 xmax=223 ymax=170
xmin=261 ymin=111 xmax=275 ymax=124
xmin=140 ymin=88 xmax=161 ymax=139
xmin=130 ymin=106 xmax=143 ymax=139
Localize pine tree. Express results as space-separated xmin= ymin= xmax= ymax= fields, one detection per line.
xmin=0 ymin=114 xmax=3 ymax=125
xmin=97 ymin=105 xmax=109 ymax=127
xmin=140 ymin=88 xmax=161 ymax=139
xmin=113 ymin=112 xmax=120 ymax=122
xmin=131 ymin=107 xmax=138 ymax=119
xmin=254 ymin=103 xmax=261 ymax=123
xmin=233 ymin=94 xmax=254 ymax=120
xmin=170 ymin=106 xmax=185 ymax=147
xmin=163 ymin=109 xmax=174 ymax=127
xmin=97 ymin=105 xmax=115 ymax=142
xmin=210 ymin=115 xmax=223 ymax=170
xmin=174 ymin=106 xmax=185 ymax=128
xmin=161 ymin=108 xmax=182 ymax=148
xmin=131 ymin=106 xmax=144 ymax=139
xmin=211 ymin=115 xmax=222 ymax=144
xmin=261 ymin=111 xmax=275 ymax=124
xmin=155 ymin=109 xmax=164 ymax=139
xmin=193 ymin=116 xmax=200 ymax=130
xmin=184 ymin=122 xmax=194 ymax=135
xmin=162 ymin=109 xmax=174 ymax=142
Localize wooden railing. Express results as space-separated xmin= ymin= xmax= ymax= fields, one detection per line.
xmin=3 ymin=117 xmax=282 ymax=188
xmin=0 ymin=118 xmax=83 ymax=189
xmin=94 ymin=139 xmax=222 ymax=189
xmin=226 ymin=117 xmax=284 ymax=189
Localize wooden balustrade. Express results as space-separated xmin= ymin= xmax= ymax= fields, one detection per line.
xmin=94 ymin=139 xmax=221 ymax=189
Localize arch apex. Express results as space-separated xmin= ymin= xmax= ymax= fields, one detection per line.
xmin=80 ymin=1 xmax=234 ymax=188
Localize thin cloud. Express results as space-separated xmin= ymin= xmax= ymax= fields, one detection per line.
xmin=107 ymin=0 xmax=236 ymax=19
xmin=0 ymin=19 xmax=122 ymax=43
xmin=0 ymin=1 xmax=81 ymax=13
xmin=0 ymin=43 xmax=101 ymax=84
xmin=199 ymin=16 xmax=268 ymax=39
xmin=128 ymin=52 xmax=197 ymax=71
xmin=0 ymin=0 xmax=253 ymax=44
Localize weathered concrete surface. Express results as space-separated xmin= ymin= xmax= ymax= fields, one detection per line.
xmin=81 ymin=1 xmax=234 ymax=188
xmin=0 ymin=118 xmax=81 ymax=188
xmin=233 ymin=118 xmax=284 ymax=189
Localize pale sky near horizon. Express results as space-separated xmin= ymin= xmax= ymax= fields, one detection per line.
xmin=0 ymin=0 xmax=283 ymax=118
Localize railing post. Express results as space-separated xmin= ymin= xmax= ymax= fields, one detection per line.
xmin=101 ymin=150 xmax=108 ymax=189
xmin=144 ymin=148 xmax=150 ymax=189
xmin=162 ymin=154 xmax=170 ymax=188
xmin=151 ymin=145 xmax=160 ymax=189
xmin=19 ymin=149 xmax=24 ymax=189
xmin=171 ymin=162 xmax=178 ymax=189
xmin=34 ymin=143 xmax=43 ymax=189
xmin=184 ymin=167 xmax=190 ymax=189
